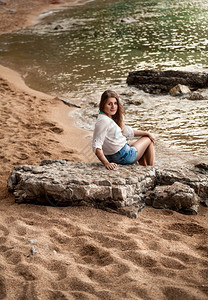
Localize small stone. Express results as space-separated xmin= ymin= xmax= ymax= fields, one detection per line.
xmin=54 ymin=25 xmax=64 ymax=30
xmin=28 ymin=239 xmax=37 ymax=244
xmin=45 ymin=245 xmax=50 ymax=251
xmin=188 ymin=92 xmax=205 ymax=100
xmin=53 ymin=250 xmax=57 ymax=254
xmin=31 ymin=245 xmax=38 ymax=255
xmin=120 ymin=17 xmax=137 ymax=23
xmin=7 ymin=8 xmax=16 ymax=13
xmin=169 ymin=84 xmax=191 ymax=96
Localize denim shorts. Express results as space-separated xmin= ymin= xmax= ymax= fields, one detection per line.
xmin=105 ymin=143 xmax=138 ymax=165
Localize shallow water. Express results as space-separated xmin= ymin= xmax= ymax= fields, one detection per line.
xmin=0 ymin=0 xmax=207 ymax=156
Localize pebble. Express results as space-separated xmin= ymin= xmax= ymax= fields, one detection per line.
xmin=7 ymin=8 xmax=16 ymax=13
xmin=45 ymin=245 xmax=50 ymax=251
xmin=28 ymin=239 xmax=38 ymax=244
xmin=31 ymin=245 xmax=38 ymax=255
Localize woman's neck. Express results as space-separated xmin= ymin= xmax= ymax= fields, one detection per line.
xmin=99 ymin=111 xmax=112 ymax=119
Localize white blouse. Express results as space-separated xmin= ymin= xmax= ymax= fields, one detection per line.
xmin=92 ymin=114 xmax=134 ymax=155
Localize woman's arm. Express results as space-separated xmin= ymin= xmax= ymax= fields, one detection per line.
xmin=133 ymin=129 xmax=155 ymax=143
xmin=95 ymin=148 xmax=117 ymax=170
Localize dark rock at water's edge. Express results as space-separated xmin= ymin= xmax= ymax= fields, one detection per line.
xmin=127 ymin=70 xmax=208 ymax=94
xmin=7 ymin=160 xmax=208 ymax=218
xmin=195 ymin=163 xmax=208 ymax=171
xmin=187 ymin=92 xmax=205 ymax=100
xmin=54 ymin=25 xmax=64 ymax=30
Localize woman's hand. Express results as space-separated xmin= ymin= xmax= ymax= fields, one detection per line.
xmin=147 ymin=133 xmax=155 ymax=143
xmin=133 ymin=129 xmax=155 ymax=143
xmin=104 ymin=162 xmax=117 ymax=170
xmin=95 ymin=149 xmax=117 ymax=170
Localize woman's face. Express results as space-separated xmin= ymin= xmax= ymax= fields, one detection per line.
xmin=103 ymin=97 xmax=118 ymax=117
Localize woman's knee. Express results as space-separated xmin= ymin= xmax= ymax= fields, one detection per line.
xmin=135 ymin=136 xmax=151 ymax=145
xmin=141 ymin=136 xmax=152 ymax=147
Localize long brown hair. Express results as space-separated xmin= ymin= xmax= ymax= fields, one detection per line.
xmin=99 ymin=90 xmax=125 ymax=129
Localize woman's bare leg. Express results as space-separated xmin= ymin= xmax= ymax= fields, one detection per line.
xmin=131 ymin=137 xmax=155 ymax=166
xmin=138 ymin=153 xmax=147 ymax=166
xmin=140 ymin=140 xmax=155 ymax=166
xmin=146 ymin=141 xmax=155 ymax=165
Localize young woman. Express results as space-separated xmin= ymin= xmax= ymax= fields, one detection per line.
xmin=92 ymin=90 xmax=155 ymax=170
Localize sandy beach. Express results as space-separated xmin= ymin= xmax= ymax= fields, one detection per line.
xmin=0 ymin=1 xmax=208 ymax=299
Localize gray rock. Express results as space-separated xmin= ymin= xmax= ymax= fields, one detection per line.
xmin=187 ymin=92 xmax=205 ymax=100
xmin=28 ymin=239 xmax=38 ymax=244
xmin=31 ymin=245 xmax=38 ymax=255
xmin=156 ymin=167 xmax=208 ymax=202
xmin=120 ymin=17 xmax=137 ymax=23
xmin=45 ymin=245 xmax=50 ymax=251
xmin=145 ymin=182 xmax=199 ymax=214
xmin=7 ymin=8 xmax=16 ymax=13
xmin=7 ymin=160 xmax=208 ymax=217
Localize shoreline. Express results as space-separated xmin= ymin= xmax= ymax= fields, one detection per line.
xmin=0 ymin=0 xmax=93 ymax=198
xmin=0 ymin=0 xmax=88 ymax=35
xmin=0 ymin=0 xmax=92 ymax=172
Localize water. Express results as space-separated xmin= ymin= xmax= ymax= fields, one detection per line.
xmin=0 ymin=0 xmax=207 ymax=157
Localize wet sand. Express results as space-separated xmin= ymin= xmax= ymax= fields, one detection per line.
xmin=0 ymin=1 xmax=208 ymax=299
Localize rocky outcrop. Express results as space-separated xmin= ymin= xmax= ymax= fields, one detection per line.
xmin=127 ymin=70 xmax=208 ymax=94
xmin=145 ymin=182 xmax=199 ymax=215
xmin=7 ymin=160 xmax=208 ymax=218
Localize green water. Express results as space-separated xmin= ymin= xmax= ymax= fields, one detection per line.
xmin=1 ymin=0 xmax=208 ymax=94
xmin=0 ymin=0 xmax=207 ymax=156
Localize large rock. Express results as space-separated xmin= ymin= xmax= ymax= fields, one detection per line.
xmin=7 ymin=160 xmax=208 ymax=218
xmin=156 ymin=167 xmax=208 ymax=205
xmin=127 ymin=69 xmax=208 ymax=94
xmin=8 ymin=160 xmax=156 ymax=218
xmin=145 ymin=182 xmax=199 ymax=214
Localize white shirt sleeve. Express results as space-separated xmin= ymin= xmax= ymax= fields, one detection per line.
xmin=92 ymin=117 xmax=110 ymax=153
xmin=123 ymin=125 xmax=134 ymax=138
